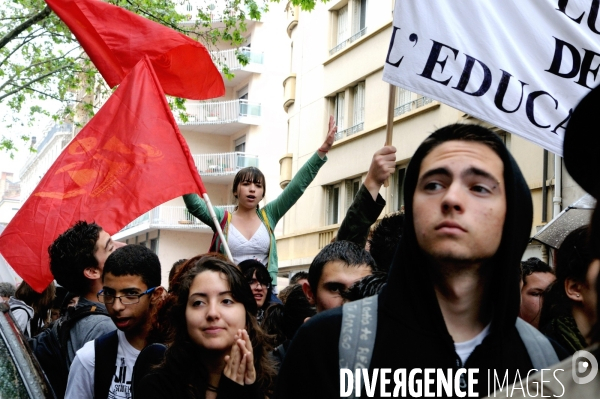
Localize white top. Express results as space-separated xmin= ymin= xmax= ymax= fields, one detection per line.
xmin=228 ymin=223 xmax=270 ymax=265
xmin=454 ymin=323 xmax=491 ymax=365
xmin=65 ymin=329 xmax=140 ymax=399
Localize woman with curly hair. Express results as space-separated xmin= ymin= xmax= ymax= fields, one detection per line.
xmin=136 ymin=255 xmax=275 ymax=398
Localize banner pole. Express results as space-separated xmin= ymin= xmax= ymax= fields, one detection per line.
xmin=384 ymin=84 xmax=396 ymax=187
xmin=202 ymin=193 xmax=234 ymax=262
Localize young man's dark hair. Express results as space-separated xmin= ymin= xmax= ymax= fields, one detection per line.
xmin=305 ymin=240 xmax=376 ymax=313
xmin=48 ymin=221 xmax=103 ymax=295
xmin=104 ymin=244 xmax=161 ymax=289
xmin=367 ymin=212 xmax=404 ymax=272
xmin=289 ymin=271 xmax=309 ymax=285
xmin=521 ymin=257 xmax=553 ymax=285
xmin=307 ymin=240 xmax=376 ymax=294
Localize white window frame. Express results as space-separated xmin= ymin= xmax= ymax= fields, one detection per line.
xmin=334 ymin=92 xmax=345 ymax=131
xmin=352 ymin=82 xmax=365 ymax=126
xmin=345 ymin=177 xmax=362 ymax=213
xmin=326 ymin=184 xmax=341 ymax=225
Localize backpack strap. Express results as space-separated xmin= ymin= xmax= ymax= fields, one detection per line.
xmin=57 ymin=304 xmax=111 ymax=369
xmin=339 ymin=295 xmax=378 ymax=399
xmin=94 ymin=330 xmax=119 ymax=399
xmin=10 ymin=305 xmax=33 ymax=337
xmin=515 ymin=317 xmax=559 ymax=369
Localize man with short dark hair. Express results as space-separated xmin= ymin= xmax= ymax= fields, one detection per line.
xmin=276 ymin=124 xmax=562 ymax=398
xmin=65 ymin=244 xmax=164 ymax=399
xmin=303 ymin=240 xmax=376 ymax=313
xmin=289 ymin=271 xmax=308 ymax=286
xmin=519 ymin=257 xmax=555 ymax=329
xmin=48 ymin=221 xmax=123 ymax=364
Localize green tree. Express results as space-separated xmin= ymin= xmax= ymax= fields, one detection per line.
xmin=0 ymin=0 xmax=269 ymax=156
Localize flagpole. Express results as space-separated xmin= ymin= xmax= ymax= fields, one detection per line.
xmin=384 ymin=84 xmax=396 ymax=187
xmin=202 ymin=193 xmax=234 ymax=262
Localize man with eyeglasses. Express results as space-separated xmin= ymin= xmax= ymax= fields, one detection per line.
xmin=239 ymin=259 xmax=278 ymax=323
xmin=65 ymin=244 xmax=164 ymax=399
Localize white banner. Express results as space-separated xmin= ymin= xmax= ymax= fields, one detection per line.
xmin=383 ymin=0 xmax=600 ymax=156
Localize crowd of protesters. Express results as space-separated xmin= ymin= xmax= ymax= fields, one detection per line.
xmin=5 ymin=96 xmax=600 ymax=399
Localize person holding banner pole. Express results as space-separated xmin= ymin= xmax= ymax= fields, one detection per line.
xmin=183 ymin=116 xmax=337 ymax=292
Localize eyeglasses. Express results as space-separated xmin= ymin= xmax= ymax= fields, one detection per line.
xmin=97 ymin=287 xmax=156 ymax=305
xmin=248 ymin=279 xmax=271 ymax=289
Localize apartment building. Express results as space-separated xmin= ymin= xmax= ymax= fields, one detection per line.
xmin=275 ymin=0 xmax=587 ymax=276
xmin=112 ymin=2 xmax=292 ymax=285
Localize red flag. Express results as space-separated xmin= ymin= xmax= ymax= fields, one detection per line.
xmin=0 ymin=57 xmax=206 ymax=292
xmin=45 ymin=0 xmax=224 ymax=100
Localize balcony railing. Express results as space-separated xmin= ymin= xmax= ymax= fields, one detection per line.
xmin=394 ymin=96 xmax=434 ymax=117
xmin=176 ymin=99 xmax=261 ymax=125
xmin=193 ymin=152 xmax=259 ymax=175
xmin=211 ymin=47 xmax=264 ymax=72
xmin=329 ymin=27 xmax=368 ymax=56
xmin=120 ymin=205 xmax=236 ymax=232
xmin=334 ymin=122 xmax=364 ymax=141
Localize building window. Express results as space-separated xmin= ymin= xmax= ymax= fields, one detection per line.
xmin=334 ymin=91 xmax=345 ymax=131
xmin=326 ymin=184 xmax=341 ymax=225
xmin=150 ymin=238 xmax=158 ymax=253
xmin=394 ymin=87 xmax=433 ymax=117
xmin=235 ymin=136 xmax=246 ymax=152
xmin=336 ymin=5 xmax=349 ymax=48
xmin=335 ymin=82 xmax=365 ymax=141
xmin=345 ymin=177 xmax=361 ymax=213
xmin=395 ymin=166 xmax=406 ymax=212
xmin=330 ymin=0 xmax=368 ymax=55
xmin=352 ymin=0 xmax=367 ymax=34
xmin=352 ymin=81 xmax=365 ymax=126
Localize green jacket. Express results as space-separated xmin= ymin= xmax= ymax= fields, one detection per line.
xmin=184 ymin=152 xmax=327 ymax=286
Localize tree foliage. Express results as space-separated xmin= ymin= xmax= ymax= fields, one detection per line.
xmin=0 ymin=0 xmax=268 ymax=156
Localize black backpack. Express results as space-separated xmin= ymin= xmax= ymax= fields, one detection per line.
xmin=30 ymin=303 xmax=110 ymax=398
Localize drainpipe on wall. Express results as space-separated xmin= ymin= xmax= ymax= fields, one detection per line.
xmin=553 ymin=155 xmax=562 ymax=218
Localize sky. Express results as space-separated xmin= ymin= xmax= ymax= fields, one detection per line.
xmin=0 ymin=101 xmax=60 ymax=179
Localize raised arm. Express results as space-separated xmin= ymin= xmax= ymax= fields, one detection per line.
xmin=264 ymin=116 xmax=337 ymax=223
xmin=336 ymin=146 xmax=396 ymax=247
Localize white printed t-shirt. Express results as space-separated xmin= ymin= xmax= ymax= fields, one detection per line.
xmin=65 ymin=329 xmax=140 ymax=399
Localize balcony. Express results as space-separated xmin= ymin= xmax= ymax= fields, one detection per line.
xmin=176 ymin=99 xmax=261 ymax=134
xmin=113 ymin=205 xmax=236 ymax=239
xmin=283 ymin=74 xmax=296 ymax=112
xmin=211 ymin=47 xmax=264 ymax=87
xmin=394 ymin=96 xmax=434 ymax=117
xmin=334 ymin=122 xmax=364 ymax=142
xmin=286 ymin=2 xmax=299 ymax=37
xmin=193 ymin=152 xmax=259 ymax=184
xmin=329 ymin=27 xmax=368 ymax=56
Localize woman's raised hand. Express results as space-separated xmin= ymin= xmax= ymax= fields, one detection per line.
xmin=223 ymin=329 xmax=256 ymax=385
xmin=318 ymin=115 xmax=337 ymax=154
